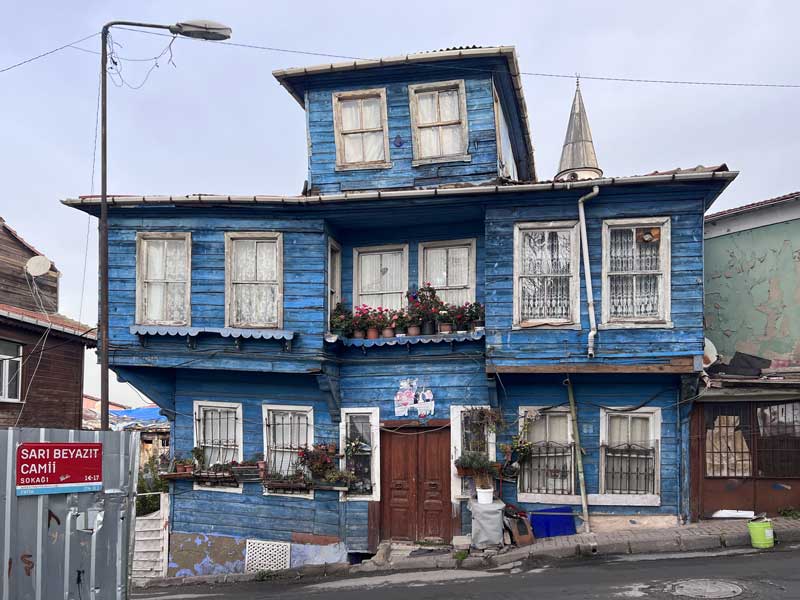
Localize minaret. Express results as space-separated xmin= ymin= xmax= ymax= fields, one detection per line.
xmin=555 ymin=79 xmax=602 ymax=182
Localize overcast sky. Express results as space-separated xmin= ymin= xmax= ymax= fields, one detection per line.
xmin=2 ymin=1 xmax=798 ymax=406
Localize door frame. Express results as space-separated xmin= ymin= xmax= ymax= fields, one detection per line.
xmin=378 ymin=422 xmax=458 ymax=543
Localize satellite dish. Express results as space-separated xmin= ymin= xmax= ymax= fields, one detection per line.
xmin=703 ymin=337 xmax=719 ymax=369
xmin=25 ymin=256 xmax=52 ymax=277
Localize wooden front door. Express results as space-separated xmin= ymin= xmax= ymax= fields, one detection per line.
xmin=380 ymin=428 xmax=452 ymax=542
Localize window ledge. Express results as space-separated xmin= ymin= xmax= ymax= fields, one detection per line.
xmin=263 ymin=491 xmax=314 ymax=500
xmin=193 ymin=483 xmax=243 ymax=495
xmin=335 ymin=161 xmax=393 ymax=172
xmin=412 ymin=153 xmax=471 ymax=167
xmin=515 ymin=492 xmax=661 ymax=507
xmin=336 ymin=330 xmax=485 ymax=348
xmin=512 ymin=323 xmax=582 ymax=331
xmin=598 ymin=322 xmax=674 ymax=330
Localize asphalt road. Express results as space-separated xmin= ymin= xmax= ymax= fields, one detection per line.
xmin=133 ymin=547 xmax=800 ymax=599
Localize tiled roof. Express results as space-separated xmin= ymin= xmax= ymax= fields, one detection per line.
xmin=0 ymin=217 xmax=59 ymax=272
xmin=644 ymin=164 xmax=729 ymax=177
xmin=0 ymin=303 xmax=96 ymax=342
xmin=705 ymin=190 xmax=800 ymax=221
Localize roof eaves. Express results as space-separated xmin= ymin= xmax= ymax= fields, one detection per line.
xmin=705 ymin=190 xmax=800 ymax=222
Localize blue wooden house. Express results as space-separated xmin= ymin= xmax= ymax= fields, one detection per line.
xmin=66 ymin=46 xmax=736 ymax=574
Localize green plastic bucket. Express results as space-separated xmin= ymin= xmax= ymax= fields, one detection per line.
xmin=747 ymin=519 xmax=774 ymax=549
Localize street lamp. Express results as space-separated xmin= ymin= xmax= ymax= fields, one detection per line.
xmin=98 ymin=20 xmax=231 ymax=430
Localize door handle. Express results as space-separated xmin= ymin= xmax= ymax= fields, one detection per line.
xmin=426 ymin=481 xmax=439 ymax=490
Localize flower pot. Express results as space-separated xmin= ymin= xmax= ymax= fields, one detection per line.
xmin=407 ymin=325 xmax=421 ymax=337
xmin=439 ymin=323 xmax=453 ymax=334
xmin=476 ymin=487 xmax=494 ymax=504
xmin=176 ymin=463 xmax=187 ymax=474
xmin=352 ymin=330 xmax=366 ymax=339
xmin=366 ymin=327 xmax=380 ymax=340
xmin=470 ymin=320 xmax=485 ymax=331
xmin=331 ymin=328 xmax=345 ymax=337
xmin=421 ymin=321 xmax=436 ymax=336
xmin=381 ymin=327 xmax=395 ymax=338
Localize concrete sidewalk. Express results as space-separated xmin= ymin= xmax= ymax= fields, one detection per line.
xmin=138 ymin=518 xmax=800 ymax=588
xmin=354 ymin=517 xmax=800 ymax=572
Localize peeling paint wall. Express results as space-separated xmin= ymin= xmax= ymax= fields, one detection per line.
xmin=705 ymin=218 xmax=800 ymax=366
xmin=168 ymin=532 xmax=246 ymax=577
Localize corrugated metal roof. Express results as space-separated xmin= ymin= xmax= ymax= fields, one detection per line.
xmin=63 ymin=166 xmax=736 ymax=209
xmin=0 ymin=303 xmax=96 ymax=341
xmin=705 ymin=190 xmax=800 ymax=221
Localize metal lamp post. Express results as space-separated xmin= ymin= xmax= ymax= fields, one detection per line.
xmin=99 ymin=20 xmax=231 ymax=430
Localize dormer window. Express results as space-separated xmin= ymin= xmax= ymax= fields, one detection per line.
xmin=332 ymin=88 xmax=391 ymax=171
xmin=409 ymin=80 xmax=470 ymax=166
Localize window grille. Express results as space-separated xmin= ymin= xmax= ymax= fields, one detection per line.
xmin=195 ymin=406 xmax=239 ymax=467
xmin=705 ymin=401 xmax=800 ymax=479
xmin=264 ymin=409 xmax=311 ymax=476
xmin=519 ymin=411 xmax=574 ymax=495
xmin=139 ymin=236 xmax=189 ymax=324
xmin=0 ymin=339 xmax=21 ymax=401
xmin=608 ymin=226 xmax=663 ymax=319
xmin=345 ymin=414 xmax=373 ymax=495
xmin=519 ymin=229 xmax=573 ymax=322
xmin=602 ymin=413 xmax=657 ymax=494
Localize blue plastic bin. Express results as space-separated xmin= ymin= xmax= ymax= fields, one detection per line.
xmin=530 ymin=506 xmax=577 ymax=538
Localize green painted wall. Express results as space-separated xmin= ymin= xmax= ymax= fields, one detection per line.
xmin=704 ymin=219 xmax=800 ymax=367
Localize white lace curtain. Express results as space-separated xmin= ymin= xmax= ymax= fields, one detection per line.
xmin=231 ymin=239 xmax=279 ymax=326
xmin=358 ymin=250 xmax=404 ymax=309
xmin=519 ymin=230 xmax=572 ymax=321
xmin=142 ymin=238 xmax=187 ymax=323
xmin=608 ymin=227 xmax=662 ymax=319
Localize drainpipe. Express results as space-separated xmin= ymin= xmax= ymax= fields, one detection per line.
xmin=565 ymin=378 xmax=591 ymax=533
xmin=578 ymin=185 xmax=600 ymax=358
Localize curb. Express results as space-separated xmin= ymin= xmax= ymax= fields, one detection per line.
xmin=136 ymin=524 xmax=800 ymax=588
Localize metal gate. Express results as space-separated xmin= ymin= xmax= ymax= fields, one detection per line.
xmin=0 ymin=428 xmax=139 ymax=600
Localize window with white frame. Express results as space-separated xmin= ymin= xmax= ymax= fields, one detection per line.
xmin=353 ymin=245 xmax=408 ymax=309
xmin=513 ymin=222 xmax=580 ymax=327
xmin=518 ymin=407 xmax=574 ymax=496
xmin=450 ymin=405 xmax=497 ymax=500
xmin=409 ymin=80 xmax=469 ymax=164
xmin=328 ymin=239 xmax=342 ymax=327
xmin=136 ymin=233 xmax=191 ymax=325
xmin=340 ymin=408 xmax=380 ymax=500
xmin=194 ymin=402 xmax=242 ymax=468
xmin=494 ymin=85 xmax=518 ymax=180
xmin=0 ymin=340 xmax=21 ymax=402
xmin=600 ymin=408 xmax=660 ymax=495
xmin=263 ymin=406 xmax=313 ymax=478
xmin=602 ymin=217 xmax=671 ymax=326
xmin=333 ymin=88 xmax=391 ymax=170
xmin=225 ymin=232 xmax=283 ymax=328
xmin=419 ymin=239 xmax=476 ymax=306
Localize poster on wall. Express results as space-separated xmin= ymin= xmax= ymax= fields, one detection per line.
xmin=394 ymin=378 xmax=435 ymax=417
xmin=16 ymin=442 xmax=103 ymax=496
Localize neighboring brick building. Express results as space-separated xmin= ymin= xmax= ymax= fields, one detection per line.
xmin=0 ymin=217 xmax=95 ymax=428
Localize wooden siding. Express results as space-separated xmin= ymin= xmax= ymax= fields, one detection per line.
xmin=304 ymin=59 xmax=506 ymax=195
xmin=0 ymin=320 xmax=83 ymax=428
xmin=0 ymin=225 xmax=58 ymax=312
xmin=485 ymin=185 xmax=710 ymax=368
xmin=495 ymin=374 xmax=682 ymax=517
xmin=338 ymin=220 xmax=485 ymax=307
xmin=107 ymin=211 xmax=328 ymax=374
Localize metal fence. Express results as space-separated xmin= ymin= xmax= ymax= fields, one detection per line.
xmin=0 ymin=428 xmax=139 ymax=600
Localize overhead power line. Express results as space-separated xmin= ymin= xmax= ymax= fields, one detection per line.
xmin=0 ymin=32 xmax=99 ymax=74
xmin=3 ymin=26 xmax=799 ymax=89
